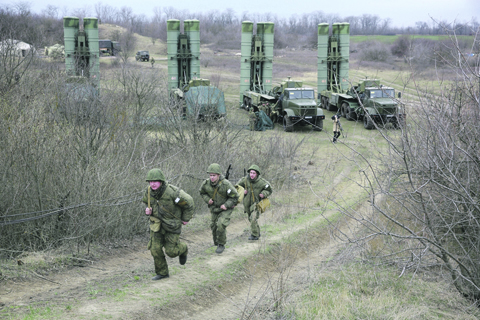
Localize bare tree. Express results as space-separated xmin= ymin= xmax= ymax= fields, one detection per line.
xmin=117 ymin=28 xmax=137 ymax=64
xmin=333 ymin=23 xmax=480 ymax=301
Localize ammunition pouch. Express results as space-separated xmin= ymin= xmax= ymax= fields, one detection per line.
xmin=149 ymin=216 xmax=161 ymax=232
xmin=256 ymin=198 xmax=271 ymax=213
xmin=235 ymin=185 xmax=245 ymax=204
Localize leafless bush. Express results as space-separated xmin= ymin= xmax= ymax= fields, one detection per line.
xmin=359 ymin=41 xmax=391 ymax=62
xmin=391 ymin=35 xmax=412 ymax=57
xmin=0 ymin=60 xmax=303 ymax=258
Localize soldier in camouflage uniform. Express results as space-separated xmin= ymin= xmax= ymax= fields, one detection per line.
xmin=199 ymin=163 xmax=239 ymax=254
xmin=248 ymin=109 xmax=258 ymax=131
xmin=332 ymin=114 xmax=341 ymax=143
xmin=143 ymin=168 xmax=194 ymax=280
xmin=236 ymin=165 xmax=273 ymax=240
xmin=259 ymin=103 xmax=270 ymax=117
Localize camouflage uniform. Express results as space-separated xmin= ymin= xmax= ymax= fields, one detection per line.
xmin=236 ymin=165 xmax=273 ymax=239
xmin=259 ymin=103 xmax=270 ymax=117
xmin=332 ymin=114 xmax=341 ymax=143
xmin=249 ymin=110 xmax=258 ymax=131
xmin=142 ymin=169 xmax=194 ymax=278
xmin=199 ymin=164 xmax=239 ymax=249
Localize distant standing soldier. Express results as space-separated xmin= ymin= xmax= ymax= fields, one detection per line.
xmin=332 ymin=114 xmax=341 ymax=143
xmin=249 ymin=109 xmax=258 ymax=131
xmin=150 ymin=57 xmax=155 ymax=67
xmin=143 ymin=168 xmax=194 ymax=280
xmin=259 ymin=103 xmax=270 ymax=117
xmin=236 ymin=165 xmax=273 ymax=240
xmin=199 ymin=163 xmax=239 ymax=254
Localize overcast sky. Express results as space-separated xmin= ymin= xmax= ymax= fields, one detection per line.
xmin=20 ymin=0 xmax=480 ymax=28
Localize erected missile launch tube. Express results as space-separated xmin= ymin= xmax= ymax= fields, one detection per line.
xmin=184 ymin=19 xmax=200 ymax=80
xmin=167 ymin=19 xmax=181 ymax=92
xmin=239 ymin=21 xmax=274 ymax=105
xmin=240 ymin=21 xmax=253 ymax=104
xmin=63 ymin=17 xmax=79 ymax=76
xmin=84 ymin=17 xmax=100 ymax=84
xmin=332 ymin=23 xmax=350 ymax=90
xmin=317 ymin=23 xmax=329 ymax=98
xmin=259 ymin=22 xmax=274 ymax=93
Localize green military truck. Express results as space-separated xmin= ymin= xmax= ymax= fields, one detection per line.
xmin=243 ymin=78 xmax=325 ymax=132
xmin=99 ymin=39 xmax=120 ymax=56
xmin=135 ymin=50 xmax=150 ymax=62
xmin=321 ymin=78 xmax=405 ymax=129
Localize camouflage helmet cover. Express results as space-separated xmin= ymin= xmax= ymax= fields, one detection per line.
xmin=146 ymin=168 xmax=166 ymax=182
xmin=247 ymin=164 xmax=261 ymax=175
xmin=207 ymin=163 xmax=222 ymax=175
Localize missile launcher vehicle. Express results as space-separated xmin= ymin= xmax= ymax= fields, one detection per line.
xmin=239 ymin=21 xmax=324 ymax=132
xmin=317 ymin=23 xmax=405 ymax=129
xmin=167 ymin=19 xmax=226 ymax=119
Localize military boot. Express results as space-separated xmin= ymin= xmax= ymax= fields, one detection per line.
xmin=248 ymin=233 xmax=260 ymax=240
xmin=215 ymin=244 xmax=225 ymax=254
xmin=179 ymin=252 xmax=187 ymax=265
xmin=152 ymin=274 xmax=169 ymax=280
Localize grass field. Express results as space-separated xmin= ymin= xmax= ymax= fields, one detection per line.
xmin=2 ymin=24 xmax=478 ymax=320
xmin=351 ymin=34 xmax=475 ymax=45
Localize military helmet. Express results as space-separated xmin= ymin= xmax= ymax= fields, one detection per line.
xmin=207 ymin=163 xmax=222 ymax=175
xmin=247 ymin=164 xmax=261 ymax=175
xmin=146 ymin=168 xmax=165 ymax=182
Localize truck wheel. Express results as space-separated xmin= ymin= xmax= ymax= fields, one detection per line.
xmin=344 ymin=103 xmax=354 ymax=121
xmin=363 ymin=115 xmax=375 ymax=130
xmin=283 ymin=116 xmax=293 ymax=132
xmin=321 ymin=97 xmax=327 ymax=109
xmin=341 ymin=103 xmax=347 ymax=118
xmin=326 ymin=98 xmax=335 ymax=112
xmin=313 ymin=118 xmax=323 ymax=131
xmin=243 ymin=97 xmax=249 ymax=110
xmin=349 ymin=109 xmax=358 ymax=121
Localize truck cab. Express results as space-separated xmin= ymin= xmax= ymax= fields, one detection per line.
xmin=270 ymin=78 xmax=324 ymax=132
xmin=354 ymin=81 xmax=404 ymax=129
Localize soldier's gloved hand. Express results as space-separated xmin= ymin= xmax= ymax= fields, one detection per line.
xmin=182 ymin=221 xmax=188 ymax=225
xmin=208 ymin=199 xmax=214 ymax=205
xmin=220 ymin=204 xmax=227 ymax=210
xmin=259 ymin=194 xmax=264 ymax=198
xmin=244 ymin=189 xmax=248 ymax=195
xmin=145 ymin=207 xmax=152 ymax=215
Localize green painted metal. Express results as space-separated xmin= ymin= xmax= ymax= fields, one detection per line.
xmin=261 ymin=22 xmax=274 ymax=93
xmin=333 ymin=23 xmax=349 ymax=90
xmin=167 ymin=20 xmax=201 ymax=91
xmin=167 ymin=19 xmax=180 ymax=92
xmin=239 ymin=21 xmax=275 ymax=107
xmin=317 ymin=23 xmax=329 ymax=96
xmin=165 ymin=19 xmax=226 ymax=119
xmin=185 ymin=19 xmax=200 ymax=81
xmin=184 ymin=86 xmax=226 ymax=118
xmin=63 ymin=17 xmax=79 ymax=76
xmin=240 ymin=21 xmax=253 ymax=103
xmin=84 ymin=18 xmax=100 ymax=87
xmin=318 ymin=22 xmax=350 ymax=95
xmin=63 ymin=16 xmax=100 ymax=90
xmin=338 ymin=23 xmax=350 ymax=86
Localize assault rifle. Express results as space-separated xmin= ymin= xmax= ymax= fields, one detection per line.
xmin=225 ymin=164 xmax=232 ymax=180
